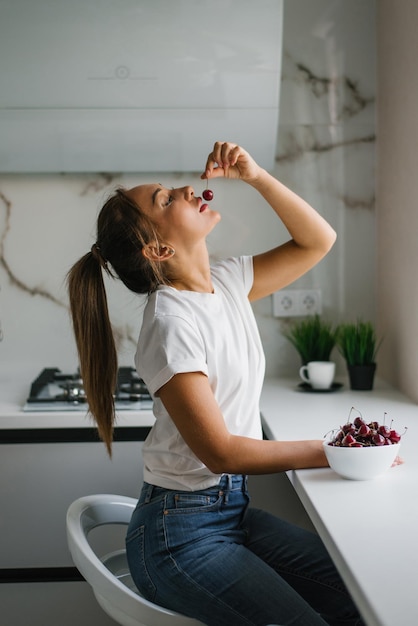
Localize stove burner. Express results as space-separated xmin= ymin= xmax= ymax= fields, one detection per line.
xmin=58 ymin=379 xmax=87 ymax=403
xmin=24 ymin=367 xmax=152 ymax=412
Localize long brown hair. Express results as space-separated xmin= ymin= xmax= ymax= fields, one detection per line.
xmin=67 ymin=188 xmax=165 ymax=454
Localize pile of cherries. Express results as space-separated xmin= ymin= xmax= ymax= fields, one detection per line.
xmin=327 ymin=408 xmax=404 ymax=447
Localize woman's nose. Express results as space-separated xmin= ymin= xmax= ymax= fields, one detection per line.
xmin=183 ymin=186 xmax=194 ymax=200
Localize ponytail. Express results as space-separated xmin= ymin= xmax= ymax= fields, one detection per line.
xmin=67 ymin=249 xmax=117 ymax=455
xmin=67 ymin=186 xmax=168 ymax=454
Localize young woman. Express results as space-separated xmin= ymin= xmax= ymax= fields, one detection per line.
xmin=68 ymin=142 xmax=365 ymax=626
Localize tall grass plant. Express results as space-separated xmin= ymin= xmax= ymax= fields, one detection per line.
xmin=283 ymin=315 xmax=337 ymax=364
xmin=336 ymin=320 xmax=382 ymax=365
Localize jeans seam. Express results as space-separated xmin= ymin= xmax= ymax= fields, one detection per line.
xmin=125 ymin=525 xmax=157 ymax=601
xmin=161 ymin=497 xmax=255 ymax=625
xmin=277 ymin=564 xmax=348 ymax=596
xmin=166 ymin=551 xmax=255 ymax=626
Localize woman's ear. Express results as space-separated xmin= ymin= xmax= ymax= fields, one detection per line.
xmin=142 ymin=242 xmax=175 ymax=261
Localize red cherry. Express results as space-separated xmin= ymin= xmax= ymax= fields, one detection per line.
xmin=389 ymin=429 xmax=401 ymax=443
xmin=378 ymin=424 xmax=391 ymax=438
xmin=342 ymin=434 xmax=356 ymax=446
xmin=354 ymin=416 xmax=366 ymax=429
xmin=202 ymin=189 xmax=213 ymax=201
xmin=357 ymin=423 xmax=371 ymax=437
xmin=372 ymin=433 xmax=386 ymax=446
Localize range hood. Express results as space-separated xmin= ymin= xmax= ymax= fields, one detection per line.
xmin=0 ymin=0 xmax=283 ymax=173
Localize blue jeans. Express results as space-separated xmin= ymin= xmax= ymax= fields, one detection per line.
xmin=126 ymin=474 xmax=364 ymax=626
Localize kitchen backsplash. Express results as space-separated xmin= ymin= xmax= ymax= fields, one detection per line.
xmin=0 ymin=0 xmax=376 ymax=383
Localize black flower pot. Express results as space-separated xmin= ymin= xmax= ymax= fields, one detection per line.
xmin=347 ymin=363 xmax=377 ymax=390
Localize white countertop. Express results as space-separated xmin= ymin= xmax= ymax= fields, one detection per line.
xmin=260 ymin=377 xmax=418 ymax=626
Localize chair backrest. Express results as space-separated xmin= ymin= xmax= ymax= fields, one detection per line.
xmin=66 ymin=494 xmax=204 ymax=626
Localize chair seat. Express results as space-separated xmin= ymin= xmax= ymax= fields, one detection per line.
xmin=101 ymin=549 xmax=139 ymax=594
xmin=66 ymin=494 xmax=205 ymax=626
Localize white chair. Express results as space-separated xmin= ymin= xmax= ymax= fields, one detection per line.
xmin=66 ymin=494 xmax=205 ymax=626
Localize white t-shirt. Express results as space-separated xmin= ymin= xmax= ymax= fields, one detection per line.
xmin=135 ymin=255 xmax=266 ymax=491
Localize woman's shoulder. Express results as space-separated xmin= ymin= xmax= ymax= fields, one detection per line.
xmin=211 ymin=255 xmax=254 ymax=293
xmin=144 ymin=284 xmax=218 ymax=321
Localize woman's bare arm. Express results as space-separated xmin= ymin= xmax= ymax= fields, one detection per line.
xmin=158 ymin=371 xmax=328 ymax=475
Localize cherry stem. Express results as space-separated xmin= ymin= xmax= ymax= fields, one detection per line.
xmin=348 ymin=406 xmax=362 ymax=423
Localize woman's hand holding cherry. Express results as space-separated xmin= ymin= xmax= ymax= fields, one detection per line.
xmin=201 ymin=141 xmax=261 ymax=186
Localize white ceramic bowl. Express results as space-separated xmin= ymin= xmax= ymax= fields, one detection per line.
xmin=323 ymin=440 xmax=401 ymax=480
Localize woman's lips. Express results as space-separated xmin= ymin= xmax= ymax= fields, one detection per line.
xmin=199 ymin=196 xmax=209 ymax=213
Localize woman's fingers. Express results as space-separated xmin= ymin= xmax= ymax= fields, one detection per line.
xmin=201 ymin=141 xmax=255 ymax=181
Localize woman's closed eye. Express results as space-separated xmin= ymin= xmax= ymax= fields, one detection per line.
xmin=163 ymin=187 xmax=175 ymax=206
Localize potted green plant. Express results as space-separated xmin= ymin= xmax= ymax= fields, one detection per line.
xmin=336 ymin=320 xmax=382 ymax=390
xmin=283 ymin=315 xmax=337 ymax=365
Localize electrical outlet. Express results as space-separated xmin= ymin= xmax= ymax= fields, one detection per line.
xmin=272 ymin=289 xmax=322 ymax=318
xmin=299 ymin=289 xmax=322 ymax=316
xmin=272 ymin=290 xmax=299 ymax=317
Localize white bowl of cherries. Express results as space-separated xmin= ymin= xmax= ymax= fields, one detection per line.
xmin=323 ymin=408 xmax=404 ymax=480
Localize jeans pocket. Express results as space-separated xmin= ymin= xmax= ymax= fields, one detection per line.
xmin=162 ymin=492 xmax=226 ymax=553
xmin=125 ymin=525 xmax=157 ymax=601
xmin=171 ymin=492 xmax=224 ymax=512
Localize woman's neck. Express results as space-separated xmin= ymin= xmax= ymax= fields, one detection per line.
xmin=166 ymin=247 xmax=214 ymax=293
xmin=168 ymin=269 xmax=214 ymax=293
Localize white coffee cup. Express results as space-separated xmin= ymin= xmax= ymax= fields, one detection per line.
xmin=299 ymin=361 xmax=335 ymax=390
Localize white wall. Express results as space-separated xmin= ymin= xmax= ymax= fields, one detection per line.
xmin=376 ymin=1 xmax=418 ymax=402
xmin=0 ymin=0 xmax=377 ymax=393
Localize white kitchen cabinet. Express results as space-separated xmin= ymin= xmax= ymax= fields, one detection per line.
xmin=0 ymin=422 xmax=149 ymax=626
xmin=0 ymin=0 xmax=283 ymax=172
xmin=0 ymin=438 xmax=145 ymax=568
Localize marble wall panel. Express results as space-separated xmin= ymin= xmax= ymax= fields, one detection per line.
xmin=0 ymin=0 xmax=376 ymax=389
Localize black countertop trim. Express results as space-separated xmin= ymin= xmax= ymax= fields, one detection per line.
xmin=0 ymin=567 xmax=84 ymax=584
xmin=0 ymin=426 xmax=151 ymax=444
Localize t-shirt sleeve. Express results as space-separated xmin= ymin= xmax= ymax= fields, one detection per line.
xmin=240 ymin=255 xmax=254 ymax=295
xmin=210 ymin=255 xmax=254 ymax=296
xmin=135 ymin=313 xmax=208 ymax=397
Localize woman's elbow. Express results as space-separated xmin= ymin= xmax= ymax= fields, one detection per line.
xmin=329 ymin=229 xmax=337 ymax=251
xmin=203 ymin=453 xmax=231 ymax=475
xmin=199 ymin=442 xmax=236 ymax=475
xmin=320 ymin=227 xmax=337 ymax=256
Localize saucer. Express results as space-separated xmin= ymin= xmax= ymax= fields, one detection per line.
xmin=297 ymin=382 xmax=343 ymax=393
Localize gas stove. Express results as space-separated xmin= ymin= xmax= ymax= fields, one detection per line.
xmin=23 ymin=367 xmax=153 ymax=412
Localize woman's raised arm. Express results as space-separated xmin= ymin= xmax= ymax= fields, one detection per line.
xmin=201 ymin=141 xmax=337 ymax=301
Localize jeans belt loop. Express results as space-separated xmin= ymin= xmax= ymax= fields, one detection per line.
xmin=143 ymin=483 xmax=155 ymax=504
xmin=223 ymin=474 xmax=232 ymax=503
